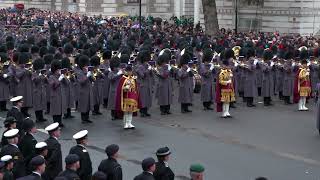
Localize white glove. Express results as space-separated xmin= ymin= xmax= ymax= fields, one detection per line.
xmin=210 ymin=64 xmax=214 ymax=70
xmin=87 ymin=71 xmax=92 ymax=77
xmin=3 ymin=74 xmax=8 ymax=79
xmin=108 ymin=67 xmax=111 ymax=72
xmin=58 ymin=74 xmax=64 ymax=81
xmin=187 ymin=67 xmax=191 ymax=72
xmin=167 ymin=64 xmax=172 ymax=71
xmin=148 ymin=65 xmax=152 ymax=70
xmin=270 ymin=61 xmax=275 ymax=67
xmin=38 ymin=73 xmax=42 ymax=76
xmin=117 ymin=70 xmax=123 ymax=75
xmin=227 ymin=80 xmax=232 ymax=84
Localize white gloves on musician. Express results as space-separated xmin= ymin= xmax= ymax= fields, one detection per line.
xmin=87 ymin=71 xmax=92 ymax=78
xmin=2 ymin=74 xmax=8 ymax=79
xmin=117 ymin=70 xmax=123 ymax=76
xmin=58 ymin=74 xmax=64 ymax=81
xmin=187 ymin=67 xmax=191 ymax=72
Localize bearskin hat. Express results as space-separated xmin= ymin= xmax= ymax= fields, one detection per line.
xmin=63 ymin=43 xmax=74 ymax=55
xmin=43 ymin=54 xmax=54 ymax=65
xmin=31 ymin=46 xmax=39 ymax=54
xmin=90 ymin=56 xmax=100 ymax=66
xmin=18 ymin=52 xmax=31 ymax=64
xmin=109 ymin=57 xmax=121 ymax=69
xmin=224 ymin=48 xmax=234 ymax=60
xmin=61 ymin=57 xmax=71 ymax=69
xmin=120 ymin=54 xmax=130 ymax=64
xmin=102 ymin=50 xmax=112 ymax=60
xmin=6 ymin=41 xmax=14 ymax=51
xmin=51 ymin=60 xmax=61 ymax=73
xmin=33 ymin=58 xmax=45 ymax=71
xmin=202 ymin=48 xmax=213 ymax=63
xmin=19 ymin=44 xmax=30 ymax=53
xmin=263 ymin=50 xmax=273 ymax=61
xmin=78 ymin=55 xmax=90 ymax=69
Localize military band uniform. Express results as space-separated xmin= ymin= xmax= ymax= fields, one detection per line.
xmin=48 ymin=73 xmax=66 ymax=125
xmin=155 ymin=64 xmax=173 ymax=115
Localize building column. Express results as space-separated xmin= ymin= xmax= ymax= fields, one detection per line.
xmin=194 ymin=0 xmax=200 ymax=25
xmin=79 ymin=0 xmax=86 ymax=13
xmin=174 ymin=0 xmax=181 ymax=17
xmin=55 ymin=0 xmax=63 ymax=11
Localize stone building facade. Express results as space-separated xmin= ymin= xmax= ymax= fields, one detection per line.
xmin=1 ymin=0 xmax=320 ymax=35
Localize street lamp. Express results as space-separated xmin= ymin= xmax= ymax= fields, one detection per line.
xmin=235 ymin=0 xmax=238 ymax=34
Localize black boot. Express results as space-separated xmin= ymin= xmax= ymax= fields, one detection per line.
xmin=144 ymin=108 xmax=151 ymax=116
xmin=165 ymin=105 xmax=172 ymax=114
xmin=181 ymin=104 xmax=187 ymax=113
xmin=160 ymin=106 xmax=166 ymax=115
xmin=279 ymin=91 xmax=284 ymax=100
xmin=284 ymin=96 xmax=293 ymax=105
xmin=92 ymin=104 xmax=102 ymax=115
xmin=246 ymin=97 xmax=255 ymax=107
xmin=0 ymin=101 xmax=7 ymax=111
xmin=111 ymin=110 xmax=117 ymax=120
xmin=230 ymin=102 xmax=236 ymax=108
xmin=103 ymin=98 xmax=108 ymax=108
xmin=140 ymin=108 xmax=146 ymax=117
xmin=45 ymin=102 xmax=50 ymax=114
xmin=35 ymin=111 xmax=46 ymax=122
xmin=185 ymin=104 xmax=192 ymax=113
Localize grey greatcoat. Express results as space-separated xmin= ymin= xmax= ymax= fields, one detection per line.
xmin=8 ymin=64 xmax=18 ymax=97
xmin=76 ymin=70 xmax=94 ymax=113
xmin=282 ymin=62 xmax=294 ymax=97
xmin=107 ymin=70 xmax=122 ymax=110
xmin=48 ymin=74 xmax=67 ymax=116
xmin=93 ymin=68 xmax=105 ymax=106
xmin=135 ymin=63 xmax=153 ymax=108
xmin=310 ymin=64 xmax=319 ymax=94
xmin=275 ymin=65 xmax=284 ymax=94
xmin=243 ymin=61 xmax=257 ymax=98
xmin=256 ymin=65 xmax=263 ymax=90
xmin=16 ymin=67 xmax=33 ymax=107
xmin=44 ymin=65 xmax=51 ymax=105
xmin=61 ymin=76 xmax=75 ymax=109
xmin=0 ymin=69 xmax=10 ymax=101
xmin=199 ymin=63 xmax=213 ymax=102
xmin=32 ymin=71 xmax=47 ymax=111
xmin=177 ymin=67 xmax=193 ymax=104
xmin=155 ymin=65 xmax=173 ymax=106
xmin=261 ymin=63 xmax=274 ymax=97
xmin=101 ymin=64 xmax=111 ymax=101
xmin=73 ymin=66 xmax=81 ymax=104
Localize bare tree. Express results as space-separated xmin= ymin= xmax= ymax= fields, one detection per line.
xmin=202 ymin=0 xmax=219 ymax=36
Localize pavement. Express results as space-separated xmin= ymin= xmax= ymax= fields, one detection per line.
xmin=0 ymin=93 xmax=320 ymax=180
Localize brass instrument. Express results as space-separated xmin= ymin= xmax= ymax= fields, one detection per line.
xmin=232 ymin=46 xmax=241 ymax=57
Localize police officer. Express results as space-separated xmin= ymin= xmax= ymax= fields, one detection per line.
xmin=1 ymin=155 xmax=14 ymax=180
xmin=44 ymin=123 xmax=62 ymax=180
xmin=57 ymin=154 xmax=80 ymax=180
xmin=18 ymin=118 xmax=37 ymax=173
xmin=134 ymin=157 xmax=156 ymax=180
xmin=0 ymin=129 xmax=25 ymax=178
xmin=18 ymin=155 xmax=46 ymax=180
xmin=98 ymin=144 xmax=122 ymax=180
xmin=69 ymin=130 xmax=92 ymax=180
xmin=1 ymin=117 xmax=17 ymax=147
xmin=154 ymin=147 xmax=174 ymax=180
xmin=189 ymin=164 xmax=205 ymax=180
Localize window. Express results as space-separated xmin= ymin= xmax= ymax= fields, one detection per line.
xmin=127 ymin=0 xmax=139 ymax=3
xmin=239 ymin=0 xmax=264 ymax=7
